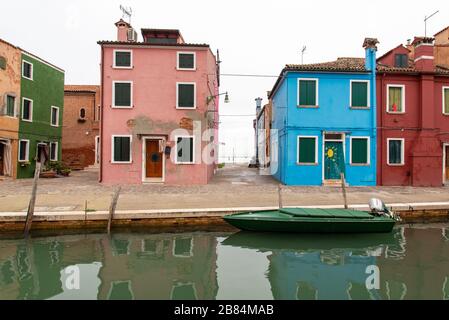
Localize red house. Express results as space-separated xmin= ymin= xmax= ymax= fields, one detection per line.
xmin=376 ymin=31 xmax=449 ymax=187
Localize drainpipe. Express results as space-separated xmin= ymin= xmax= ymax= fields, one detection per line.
xmin=99 ymin=46 xmax=104 ymax=183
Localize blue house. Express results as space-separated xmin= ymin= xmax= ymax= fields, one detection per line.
xmin=269 ymin=38 xmax=378 ymax=186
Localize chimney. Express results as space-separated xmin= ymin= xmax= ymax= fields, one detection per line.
xmin=413 ymin=37 xmax=434 ymax=72
xmin=363 ymin=38 xmax=379 ymax=71
xmin=115 ymin=19 xmax=132 ymax=42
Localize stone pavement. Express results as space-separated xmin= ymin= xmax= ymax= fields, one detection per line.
xmin=0 ymin=164 xmax=449 ymax=213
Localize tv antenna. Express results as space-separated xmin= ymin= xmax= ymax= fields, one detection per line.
xmin=120 ymin=5 xmax=133 ymax=24
xmin=301 ymin=45 xmax=307 ymax=64
xmin=424 ymin=10 xmax=439 ymax=37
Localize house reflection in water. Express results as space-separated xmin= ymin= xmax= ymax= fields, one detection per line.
xmin=0 ymin=233 xmax=221 ymax=300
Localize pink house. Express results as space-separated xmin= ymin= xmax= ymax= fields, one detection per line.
xmin=98 ymin=20 xmax=220 ymax=185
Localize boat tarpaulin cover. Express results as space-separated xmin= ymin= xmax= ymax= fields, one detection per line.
xmin=280 ymin=208 xmax=374 ymax=219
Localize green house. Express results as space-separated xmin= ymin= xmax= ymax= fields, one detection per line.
xmin=17 ymin=51 xmax=64 ymax=178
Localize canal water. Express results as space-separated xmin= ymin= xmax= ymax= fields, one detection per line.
xmin=0 ymin=225 xmax=448 ymax=300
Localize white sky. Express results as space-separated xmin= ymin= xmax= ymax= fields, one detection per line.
xmin=1 ymin=0 xmax=448 ymax=161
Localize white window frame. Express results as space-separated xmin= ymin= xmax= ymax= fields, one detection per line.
xmin=350 ymin=80 xmax=370 ymax=108
xmin=175 ymin=135 xmax=195 ymax=164
xmin=349 ymin=136 xmax=370 ymax=166
xmin=18 ymin=139 xmax=30 ymax=162
xmin=387 ymin=138 xmax=405 ymax=166
xmin=50 ymin=106 xmax=59 ymax=127
xmin=113 ymin=49 xmax=133 ymax=69
xmin=22 ymin=60 xmax=33 ymax=80
xmin=176 ymin=82 xmax=196 ymax=109
xmin=177 ymin=52 xmax=196 ymax=71
xmin=172 ymin=237 xmax=194 ymax=258
xmin=111 ymin=135 xmax=133 ymax=164
xmin=297 ymin=78 xmax=319 ymax=107
xmin=386 ymin=84 xmax=406 ymax=114
xmin=297 ymin=135 xmax=318 ymax=165
xmin=443 ymin=86 xmax=449 ymax=115
xmin=21 ymin=97 xmax=33 ymax=122
xmin=112 ymin=81 xmax=133 ymax=108
xmin=49 ymin=141 xmax=58 ymax=161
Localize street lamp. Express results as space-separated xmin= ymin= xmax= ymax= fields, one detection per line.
xmin=207 ymin=92 xmax=230 ymax=105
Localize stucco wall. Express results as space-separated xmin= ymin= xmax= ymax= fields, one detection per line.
xmin=100 ymin=45 xmax=218 ymax=185
xmin=0 ymin=39 xmax=21 ymax=178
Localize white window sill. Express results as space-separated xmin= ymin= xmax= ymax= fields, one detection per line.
xmin=297 ymin=162 xmax=318 ymax=166
xmin=111 ymin=161 xmax=133 ymax=164
xmin=112 ymin=66 xmax=133 ymax=69
xmin=21 ymin=119 xmax=33 ymax=122
xmin=112 ymin=105 xmax=133 ymax=109
xmin=387 ymin=163 xmax=405 ymax=166
xmin=176 ymin=106 xmax=197 ymax=110
xmin=297 ymin=105 xmax=319 ymax=109
xmin=386 ymin=111 xmax=405 ymax=114
xmin=177 ymin=68 xmax=196 ymax=71
xmin=350 ymin=106 xmax=370 ymax=109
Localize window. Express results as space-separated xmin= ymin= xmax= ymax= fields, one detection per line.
xmin=387 ymin=85 xmax=405 ymax=113
xmin=18 ymin=140 xmax=29 ymax=162
xmin=113 ymin=81 xmax=132 ymax=108
xmin=350 ymin=137 xmax=369 ymax=165
xmin=297 ymin=136 xmax=318 ymax=164
xmin=22 ymin=98 xmax=33 ymax=121
xmin=173 ymin=238 xmax=193 ymax=257
xmin=443 ymin=87 xmax=449 ymax=115
xmin=50 ymin=106 xmax=59 ymax=126
xmin=112 ymin=135 xmax=132 ymax=163
xmin=6 ymin=95 xmax=15 ymax=117
xmin=0 ymin=56 xmax=6 ymax=70
xmin=350 ymin=81 xmax=369 ymax=108
xmin=171 ymin=283 xmax=197 ymax=300
xmin=394 ymin=54 xmax=408 ymax=68
xmin=176 ymin=136 xmax=194 ymax=164
xmin=177 ymin=83 xmax=196 ymax=109
xmin=298 ymin=79 xmax=318 ymax=107
xmin=79 ymin=108 xmax=86 ymax=119
xmin=387 ymin=139 xmax=404 ymax=165
xmin=22 ymin=61 xmax=33 ymax=80
xmin=177 ymin=52 xmax=196 ymax=70
xmin=50 ymin=142 xmax=58 ymax=161
xmin=113 ymin=50 xmax=132 ymax=68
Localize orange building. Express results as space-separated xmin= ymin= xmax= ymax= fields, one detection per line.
xmin=62 ymin=85 xmax=101 ymax=169
xmin=0 ymin=38 xmax=21 ymax=179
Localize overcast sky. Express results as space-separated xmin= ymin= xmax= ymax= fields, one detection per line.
xmin=1 ymin=0 xmax=448 ymax=162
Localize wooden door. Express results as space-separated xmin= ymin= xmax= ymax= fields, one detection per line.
xmin=324 ymin=141 xmax=345 ymax=180
xmin=0 ymin=144 xmax=4 ymax=176
xmin=145 ymin=140 xmax=163 ymax=179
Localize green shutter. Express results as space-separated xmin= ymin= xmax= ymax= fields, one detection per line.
xmin=298 ymin=137 xmax=316 ymax=163
xmin=444 ymin=88 xmax=449 ymax=114
xmin=6 ymin=96 xmax=15 ymax=116
xmin=351 ymin=82 xmax=368 ymax=107
xmin=115 ymin=83 xmax=131 ymax=106
xmin=22 ymin=100 xmax=30 ymax=120
xmin=178 ymin=54 xmax=195 ymax=69
xmin=114 ymin=137 xmax=130 ymax=162
xmin=115 ymin=52 xmax=131 ymax=67
xmin=178 ymin=84 xmax=195 ymax=108
xmin=351 ymin=138 xmax=368 ymax=164
xmin=389 ymin=87 xmax=403 ymax=112
xmin=389 ymin=140 xmax=402 ymax=164
xmin=299 ymin=80 xmax=316 ymax=106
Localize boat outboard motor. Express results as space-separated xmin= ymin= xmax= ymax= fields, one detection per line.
xmin=368 ymin=198 xmax=401 ymax=221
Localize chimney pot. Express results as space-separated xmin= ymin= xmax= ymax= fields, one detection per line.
xmin=414 ymin=37 xmax=434 ymax=72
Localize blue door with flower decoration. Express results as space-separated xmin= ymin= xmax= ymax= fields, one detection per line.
xmin=324 ymin=141 xmax=345 ymax=180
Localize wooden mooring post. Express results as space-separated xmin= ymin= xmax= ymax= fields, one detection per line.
xmin=107 ymin=186 xmax=121 ymax=235
xmin=340 ymin=173 xmax=348 ymax=209
xmin=278 ymin=184 xmax=283 ymax=209
xmin=24 ymin=162 xmax=42 ymax=237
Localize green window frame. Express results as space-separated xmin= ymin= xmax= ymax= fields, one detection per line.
xmin=297 ymin=136 xmax=317 ymax=164
xmin=112 ymin=136 xmax=132 ymax=163
xmin=177 ymin=83 xmax=195 ymax=108
xmin=351 ymin=81 xmax=369 ymax=108
xmin=176 ymin=136 xmax=194 ymax=164
xmin=394 ymin=54 xmax=408 ymax=68
xmin=113 ymin=82 xmax=132 ymax=107
xmin=177 ymin=52 xmax=195 ymax=70
xmin=298 ymin=79 xmax=318 ymax=107
xmin=388 ymin=85 xmax=404 ymax=113
xmin=114 ymin=51 xmax=132 ymax=68
xmin=6 ymin=95 xmax=15 ymax=117
xmin=443 ymin=87 xmax=449 ymax=115
xmin=388 ymin=139 xmax=404 ymax=165
xmin=351 ymin=137 xmax=369 ymax=165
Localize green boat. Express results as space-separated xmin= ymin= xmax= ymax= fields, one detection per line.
xmin=223 ymin=201 xmax=400 ymax=234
